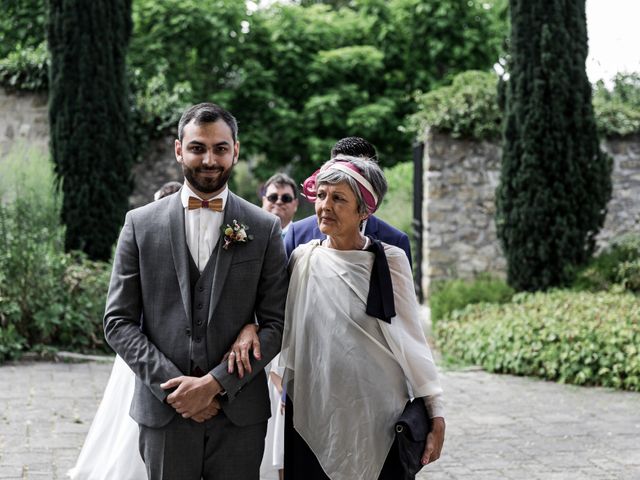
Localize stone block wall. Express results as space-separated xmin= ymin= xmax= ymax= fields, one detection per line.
xmin=0 ymin=87 xmax=49 ymax=156
xmin=129 ymin=133 xmax=183 ymax=207
xmin=0 ymin=88 xmax=181 ymax=207
xmin=596 ymin=137 xmax=640 ymax=245
xmin=421 ymin=131 xmax=506 ymax=294
xmin=421 ymin=130 xmax=640 ymax=294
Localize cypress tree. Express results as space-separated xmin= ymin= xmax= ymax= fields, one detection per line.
xmin=496 ymin=0 xmax=612 ymax=291
xmin=48 ymin=0 xmax=133 ymax=260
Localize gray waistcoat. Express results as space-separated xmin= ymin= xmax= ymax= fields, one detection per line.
xmin=188 ymin=247 xmax=217 ymax=374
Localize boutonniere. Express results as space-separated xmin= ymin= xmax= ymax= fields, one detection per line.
xmin=221 ymin=220 xmax=253 ymax=250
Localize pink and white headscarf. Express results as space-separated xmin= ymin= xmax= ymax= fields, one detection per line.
xmin=301 ymin=155 xmax=379 ymax=215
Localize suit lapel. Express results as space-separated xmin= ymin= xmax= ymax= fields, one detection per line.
xmin=208 ymin=191 xmax=238 ymax=319
xmin=169 ymin=192 xmax=192 ymax=323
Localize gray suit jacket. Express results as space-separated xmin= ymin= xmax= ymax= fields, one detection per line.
xmin=104 ymin=190 xmax=288 ymax=428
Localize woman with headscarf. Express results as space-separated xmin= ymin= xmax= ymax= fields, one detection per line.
xmin=280 ymin=155 xmax=445 ymax=480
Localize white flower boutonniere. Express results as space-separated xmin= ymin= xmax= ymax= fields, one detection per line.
xmin=221 ymin=220 xmax=253 ymax=250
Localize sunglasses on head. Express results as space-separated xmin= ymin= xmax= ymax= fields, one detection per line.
xmin=266 ymin=193 xmax=295 ymax=204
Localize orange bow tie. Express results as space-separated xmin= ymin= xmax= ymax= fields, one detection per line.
xmin=188 ymin=196 xmax=224 ymax=212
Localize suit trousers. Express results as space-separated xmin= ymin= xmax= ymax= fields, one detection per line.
xmin=139 ymin=412 xmax=267 ymax=480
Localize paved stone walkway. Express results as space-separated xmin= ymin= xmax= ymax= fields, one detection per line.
xmin=0 ymin=359 xmax=639 ymax=479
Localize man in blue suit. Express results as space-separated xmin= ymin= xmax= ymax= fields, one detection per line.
xmin=284 ymin=137 xmax=412 ymax=263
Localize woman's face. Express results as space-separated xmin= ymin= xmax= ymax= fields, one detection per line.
xmin=315 ymin=181 xmax=366 ymax=239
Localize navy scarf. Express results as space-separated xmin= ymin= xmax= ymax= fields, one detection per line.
xmin=365 ymin=237 xmax=396 ymax=323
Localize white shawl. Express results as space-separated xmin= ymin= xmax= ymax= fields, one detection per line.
xmin=280 ymin=241 xmax=442 ymax=480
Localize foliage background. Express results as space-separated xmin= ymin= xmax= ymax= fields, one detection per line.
xmin=408 ymin=71 xmax=640 ymax=141
xmin=2 ymin=1 xmax=639 ymax=368
xmin=0 ymin=0 xmax=509 ymax=180
xmin=0 ymin=145 xmax=111 ymax=361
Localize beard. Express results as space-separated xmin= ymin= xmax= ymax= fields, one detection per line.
xmin=182 ymin=163 xmax=234 ymax=195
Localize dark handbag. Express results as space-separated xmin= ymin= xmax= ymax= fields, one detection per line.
xmin=394 ymin=399 xmax=432 ymax=477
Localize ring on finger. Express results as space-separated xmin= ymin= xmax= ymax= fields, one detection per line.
xmin=229 ymin=352 xmax=236 ymax=357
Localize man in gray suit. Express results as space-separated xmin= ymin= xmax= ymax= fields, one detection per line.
xmin=104 ymin=103 xmax=288 ymax=479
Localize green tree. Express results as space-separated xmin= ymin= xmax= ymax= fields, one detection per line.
xmin=363 ymin=0 xmax=506 ymax=95
xmin=0 ymin=0 xmax=47 ymax=59
xmin=0 ymin=0 xmax=49 ymax=91
xmin=234 ymin=1 xmax=506 ymax=179
xmin=129 ymin=0 xmax=247 ymax=105
xmin=48 ymin=0 xmax=134 ymax=260
xmin=298 ymin=0 xmax=353 ymax=7
xmin=496 ymin=0 xmax=612 ymax=291
xmin=7 ymin=0 xmax=507 ymax=183
xmin=592 ymin=73 xmax=640 ymax=137
xmin=232 ymin=3 xmax=377 ymax=179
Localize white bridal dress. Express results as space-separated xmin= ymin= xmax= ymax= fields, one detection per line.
xmin=260 ymin=355 xmax=285 ymax=480
xmin=67 ymin=355 xmax=146 ymax=480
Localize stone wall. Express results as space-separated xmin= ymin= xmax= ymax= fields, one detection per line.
xmin=0 ymin=88 xmax=180 ymax=207
xmin=129 ymin=133 xmax=183 ymax=207
xmin=0 ymin=87 xmax=49 ymax=157
xmin=596 ymin=137 xmax=640 ymax=245
xmin=421 ymin=131 xmax=506 ymax=294
xmin=421 ymin=131 xmax=640 ymax=294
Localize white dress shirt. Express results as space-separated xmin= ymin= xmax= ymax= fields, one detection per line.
xmin=181 ymin=183 xmax=228 ymax=272
xmin=281 ymin=223 xmax=290 ymax=239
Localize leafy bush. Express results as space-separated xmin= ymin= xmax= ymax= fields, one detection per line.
xmin=59 ymin=253 xmax=113 ymax=351
xmin=0 ymin=144 xmax=112 ymax=361
xmin=375 ymin=161 xmax=413 ymax=237
xmin=435 ymin=290 xmax=640 ymax=391
xmin=0 ymin=41 xmax=49 ymax=91
xmin=429 ymin=275 xmax=514 ymax=323
xmin=593 ymin=73 xmax=640 ymax=137
xmin=0 ymin=0 xmax=47 ymax=59
xmin=309 ymin=46 xmax=385 ymax=87
xmin=409 ymin=70 xmax=640 ymax=142
xmin=130 ymin=63 xmax=193 ymax=134
xmin=618 ymin=259 xmax=640 ymax=293
xmin=408 ymin=70 xmax=502 ymax=140
xmin=0 ymin=143 xmax=64 ymax=359
xmin=572 ymin=234 xmax=640 ymax=293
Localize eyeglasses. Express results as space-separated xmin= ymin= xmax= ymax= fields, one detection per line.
xmin=266 ymin=193 xmax=295 ymax=204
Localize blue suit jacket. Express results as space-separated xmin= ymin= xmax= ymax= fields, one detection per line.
xmin=284 ymin=214 xmax=412 ymax=265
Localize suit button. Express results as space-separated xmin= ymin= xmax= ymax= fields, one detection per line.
xmin=194 ymin=336 xmax=202 ymax=343
xmin=197 ymin=303 xmax=203 ymax=310
xmin=196 ymin=319 xmax=203 ymax=326
xmin=185 ymin=328 xmax=191 ymax=337
xmin=198 ymin=286 xmax=204 ymax=292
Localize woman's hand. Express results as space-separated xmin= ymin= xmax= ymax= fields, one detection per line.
xmin=222 ymin=323 xmax=261 ymax=378
xmin=269 ymin=371 xmax=283 ymax=395
xmin=422 ymin=417 xmax=445 ymax=465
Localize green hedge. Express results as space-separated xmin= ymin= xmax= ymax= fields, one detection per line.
xmin=573 ymin=234 xmax=640 ymax=293
xmin=435 ymin=290 xmax=640 ymax=391
xmin=429 ymin=275 xmax=514 ymax=324
xmin=375 ymin=161 xmax=413 ymax=238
